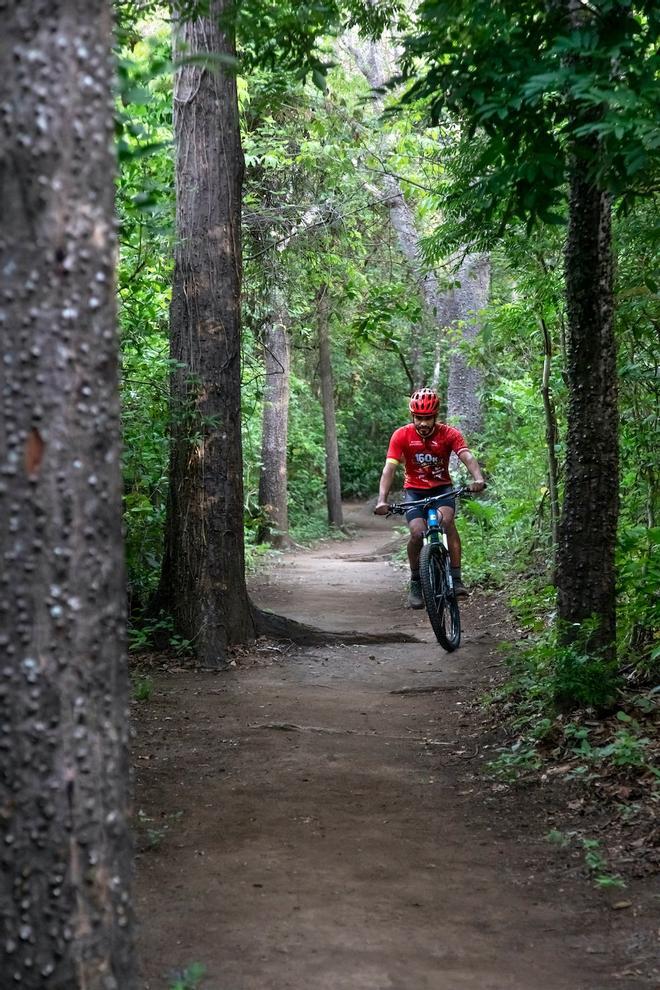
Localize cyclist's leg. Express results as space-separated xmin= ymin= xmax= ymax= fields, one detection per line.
xmin=440 ymin=507 xmax=460 ymax=568
xmin=406 ymin=518 xmax=425 ymax=571
xmin=403 ymin=490 xmax=428 ymax=607
xmin=403 ymin=489 xmax=427 ymax=573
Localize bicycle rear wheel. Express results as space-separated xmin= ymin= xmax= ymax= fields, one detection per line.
xmin=419 ymin=542 xmax=461 ymax=651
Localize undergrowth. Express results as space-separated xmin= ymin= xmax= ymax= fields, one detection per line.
xmin=486 ymin=609 xmax=658 ymax=773
xmin=169 ymin=963 xmax=205 ymax=990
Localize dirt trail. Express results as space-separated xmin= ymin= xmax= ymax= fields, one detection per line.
xmin=134 ymin=504 xmax=653 ymax=990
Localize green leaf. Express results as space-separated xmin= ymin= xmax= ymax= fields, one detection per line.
xmin=312 ymin=68 xmax=328 ymax=92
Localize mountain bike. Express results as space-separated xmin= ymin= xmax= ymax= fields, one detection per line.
xmin=387 ymin=488 xmax=469 ymax=652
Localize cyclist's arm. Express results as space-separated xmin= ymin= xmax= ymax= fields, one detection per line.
xmin=374 ymin=459 xmax=399 ymax=514
xmin=458 ymin=449 xmax=485 ymax=492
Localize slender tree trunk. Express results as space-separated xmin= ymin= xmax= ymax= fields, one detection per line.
xmin=557 ymin=170 xmax=618 ymax=657
xmin=0 ymin=3 xmax=134 ymax=986
xmin=344 ymin=33 xmax=487 ymax=411
xmin=381 ymin=170 xmax=455 ymax=341
xmin=317 ymin=287 xmax=344 ymax=527
xmin=431 ymin=338 xmax=442 ymax=389
xmin=446 ymin=252 xmax=490 ymax=435
xmin=258 ymin=285 xmax=291 ymax=547
xmin=540 ymin=320 xmax=560 ymax=558
xmin=159 ymin=1 xmax=254 ymax=665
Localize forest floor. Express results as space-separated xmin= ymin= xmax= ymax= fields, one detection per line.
xmin=132 ymin=502 xmax=658 ymax=990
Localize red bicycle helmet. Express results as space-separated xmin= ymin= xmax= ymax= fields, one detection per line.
xmin=409 ymin=387 xmax=440 ymax=416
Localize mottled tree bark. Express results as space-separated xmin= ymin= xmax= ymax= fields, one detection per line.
xmin=0 ymin=3 xmax=133 ymax=987
xmin=344 ymin=33 xmax=488 ymax=421
xmin=557 ymin=169 xmax=618 ymax=657
xmin=379 ymin=170 xmax=452 ymax=385
xmin=446 ymin=252 xmax=490 ymax=435
xmin=258 ymin=285 xmax=291 ymax=548
xmin=317 ymin=287 xmax=344 ymax=528
xmin=159 ymin=0 xmax=255 ymax=665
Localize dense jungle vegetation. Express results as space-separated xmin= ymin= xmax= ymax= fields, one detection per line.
xmin=117 ymin=3 xmax=658 ymax=702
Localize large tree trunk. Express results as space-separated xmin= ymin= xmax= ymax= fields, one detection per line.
xmin=380 ymin=170 xmax=455 ymax=353
xmin=258 ymin=285 xmax=292 ymax=548
xmin=446 ymin=252 xmax=490 ymax=435
xmin=557 ymin=171 xmax=618 ymax=658
xmin=158 ymin=0 xmax=255 ymax=665
xmin=0 ymin=3 xmax=134 ymax=987
xmin=344 ymin=34 xmax=487 ymax=411
xmin=317 ymin=287 xmax=344 ymax=528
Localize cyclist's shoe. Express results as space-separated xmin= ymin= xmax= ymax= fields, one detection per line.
xmin=453 ymin=578 xmax=469 ymax=598
xmin=408 ymin=579 xmax=424 ymax=609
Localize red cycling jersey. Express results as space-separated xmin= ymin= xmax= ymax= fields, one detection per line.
xmin=386 ymin=423 xmax=469 ymax=489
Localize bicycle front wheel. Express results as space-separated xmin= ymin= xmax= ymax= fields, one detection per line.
xmin=419 ymin=542 xmax=461 ymax=652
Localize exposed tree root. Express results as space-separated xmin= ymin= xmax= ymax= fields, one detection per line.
xmin=390 ymin=685 xmax=461 ymax=695
xmin=250 ymin=604 xmax=421 ymax=646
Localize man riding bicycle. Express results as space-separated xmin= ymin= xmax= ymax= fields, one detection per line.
xmin=373 ymin=387 xmax=485 ymax=608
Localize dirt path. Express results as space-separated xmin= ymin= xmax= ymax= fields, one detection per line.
xmin=133 ymin=504 xmax=655 ymax=989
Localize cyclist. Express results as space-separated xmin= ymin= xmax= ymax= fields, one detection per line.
xmin=373 ymin=387 xmax=485 ymax=608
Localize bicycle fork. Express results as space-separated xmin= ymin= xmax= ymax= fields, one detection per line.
xmin=426 ymin=506 xmax=455 ymax=595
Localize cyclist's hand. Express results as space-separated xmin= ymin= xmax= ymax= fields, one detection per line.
xmin=469 ymin=481 xmax=486 ymax=493
xmin=373 ymin=501 xmax=390 ymax=515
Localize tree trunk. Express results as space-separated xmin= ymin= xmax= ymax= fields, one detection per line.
xmin=540 ymin=320 xmax=560 ymax=559
xmin=0 ymin=4 xmax=134 ymax=987
xmin=158 ymin=1 xmax=255 ymax=665
xmin=557 ymin=170 xmax=618 ymax=658
xmin=446 ymin=252 xmax=490 ymax=435
xmin=317 ymin=287 xmax=344 ymax=528
xmin=380 ymin=170 xmax=455 ymax=343
xmin=344 ymin=33 xmax=487 ymax=413
xmin=258 ymin=285 xmax=291 ymax=548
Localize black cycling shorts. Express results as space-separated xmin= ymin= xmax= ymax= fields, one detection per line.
xmin=404 ymin=484 xmax=455 ymax=523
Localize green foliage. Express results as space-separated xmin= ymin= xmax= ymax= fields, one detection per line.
xmin=580 ymin=838 xmax=626 ymax=890
xmin=400 ymin=0 xmax=659 ymax=247
xmin=132 ymin=675 xmax=155 ymax=702
xmin=552 ymin=624 xmax=621 ymax=711
xmin=116 ymin=19 xmax=174 ymax=608
xmin=237 ymin=0 xmax=406 ymax=80
xmin=503 ymin=624 xmax=620 ymax=714
xmin=169 ymin=964 xmax=206 ymax=990
xmin=546 ymin=831 xmax=625 ymax=890
xmin=336 ymin=353 xmax=412 ymax=499
xmin=241 ymin=60 xmax=425 ymax=519
xmin=591 ymin=711 xmax=657 ymax=771
xmin=454 ymin=376 xmax=553 ymax=587
xmin=290 ymin=508 xmax=348 ymax=544
xmin=614 ymin=200 xmax=659 ymax=669
xmin=113 ymin=4 xmax=657 ymax=728
xmin=617 ymin=525 xmax=660 ymax=670
xmin=488 ymin=739 xmax=543 ymax=781
xmin=128 ymin=611 xmax=194 ymax=656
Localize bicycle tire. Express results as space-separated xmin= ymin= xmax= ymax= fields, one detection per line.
xmin=419 ymin=542 xmax=461 ymax=651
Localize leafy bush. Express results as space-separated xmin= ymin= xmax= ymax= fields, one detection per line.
xmin=500 ymin=623 xmax=621 ymax=715
xmin=616 ymin=525 xmax=660 ymax=674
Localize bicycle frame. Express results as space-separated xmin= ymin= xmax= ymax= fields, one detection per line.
xmin=424 ymin=503 xmax=447 ymax=546
xmin=423 ymin=503 xmax=453 ymax=586
xmin=386 ymin=488 xmax=468 ymax=651
xmin=387 ymin=488 xmax=467 ymax=531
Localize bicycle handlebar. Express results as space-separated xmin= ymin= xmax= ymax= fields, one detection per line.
xmin=386 ymin=486 xmax=473 ymax=516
